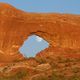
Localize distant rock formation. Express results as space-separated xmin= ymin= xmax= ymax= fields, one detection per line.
xmin=0 ymin=3 xmax=80 ymax=62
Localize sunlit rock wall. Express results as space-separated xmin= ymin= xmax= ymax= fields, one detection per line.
xmin=0 ymin=3 xmax=80 ymax=62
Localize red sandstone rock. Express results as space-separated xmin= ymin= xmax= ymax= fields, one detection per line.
xmin=0 ymin=3 xmax=80 ymax=80
xmin=0 ymin=3 xmax=80 ymax=62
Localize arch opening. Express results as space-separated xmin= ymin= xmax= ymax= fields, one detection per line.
xmin=19 ymin=35 xmax=49 ymax=58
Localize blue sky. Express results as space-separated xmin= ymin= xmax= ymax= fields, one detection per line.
xmin=19 ymin=35 xmax=49 ymax=57
xmin=0 ymin=0 xmax=80 ymax=14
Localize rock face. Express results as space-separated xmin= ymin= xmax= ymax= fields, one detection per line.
xmin=0 ymin=3 xmax=80 ymax=62
xmin=0 ymin=3 xmax=80 ymax=80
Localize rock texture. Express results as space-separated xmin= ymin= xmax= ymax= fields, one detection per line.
xmin=0 ymin=3 xmax=80 ymax=80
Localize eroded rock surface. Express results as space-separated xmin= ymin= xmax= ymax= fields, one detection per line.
xmin=0 ymin=3 xmax=80 ymax=80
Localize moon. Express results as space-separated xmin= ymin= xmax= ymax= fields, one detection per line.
xmin=36 ymin=36 xmax=43 ymax=42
